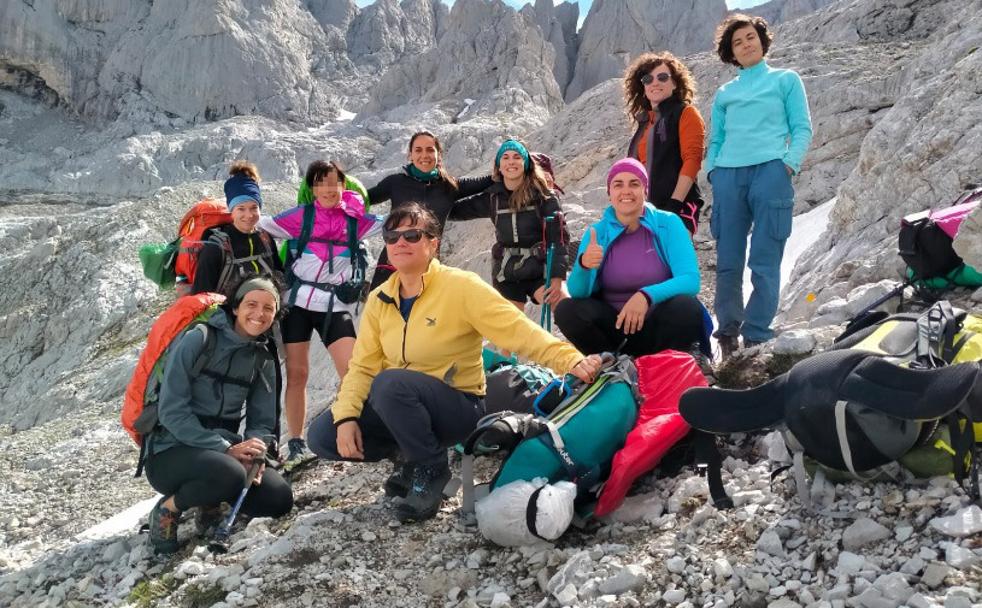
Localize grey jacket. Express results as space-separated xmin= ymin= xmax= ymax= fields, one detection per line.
xmin=150 ymin=309 xmax=276 ymax=455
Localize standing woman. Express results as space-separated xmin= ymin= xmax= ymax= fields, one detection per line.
xmin=191 ymin=161 xmax=282 ymax=295
xmin=704 ymin=14 xmax=813 ymax=356
xmin=449 ymin=139 xmax=568 ymax=310
xmin=257 ymin=161 xmax=384 ymax=472
xmin=624 ymin=52 xmax=706 ymax=235
xmin=366 ymin=130 xmax=493 ymax=290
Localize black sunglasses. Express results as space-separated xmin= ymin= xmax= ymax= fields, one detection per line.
xmin=641 ymin=72 xmax=672 ymax=85
xmin=382 ymin=228 xmax=432 ymax=245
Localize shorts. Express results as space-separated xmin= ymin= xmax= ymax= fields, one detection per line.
xmin=281 ymin=306 xmax=356 ymax=346
xmin=493 ymin=278 xmax=543 ymax=304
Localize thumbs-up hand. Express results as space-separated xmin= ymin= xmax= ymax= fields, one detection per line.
xmin=580 ymin=227 xmax=604 ymax=270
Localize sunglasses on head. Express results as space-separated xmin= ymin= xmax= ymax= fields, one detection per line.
xmin=641 ymin=72 xmax=672 ymax=85
xmin=382 ymin=228 xmax=431 ymax=245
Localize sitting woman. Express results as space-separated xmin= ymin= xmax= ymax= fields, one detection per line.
xmin=257 ymin=160 xmax=384 ymax=473
xmin=449 ymin=139 xmax=568 ymax=310
xmin=307 ymin=203 xmax=600 ymax=523
xmin=144 ymin=276 xmax=294 ymax=554
xmin=554 ymin=158 xmax=705 ymax=358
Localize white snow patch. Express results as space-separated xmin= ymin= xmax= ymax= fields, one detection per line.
xmin=741 ymin=197 xmax=836 ymax=301
xmin=457 ymin=99 xmax=477 ymax=119
xmin=337 ymin=109 xmax=356 ymax=121
xmin=77 ymin=494 xmax=161 ymax=541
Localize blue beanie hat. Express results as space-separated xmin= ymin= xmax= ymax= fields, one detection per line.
xmin=495 ymin=139 xmax=531 ymax=171
xmin=224 ymin=172 xmax=263 ymax=211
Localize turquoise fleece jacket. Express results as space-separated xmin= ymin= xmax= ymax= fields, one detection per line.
xmin=567 ymin=204 xmax=699 ymax=305
xmin=704 ymin=60 xmax=813 ymax=174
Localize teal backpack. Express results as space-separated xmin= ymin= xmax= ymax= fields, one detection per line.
xmin=460 ymin=354 xmax=640 ymax=521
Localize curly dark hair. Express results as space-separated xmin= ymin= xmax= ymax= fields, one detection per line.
xmin=221 ymin=272 xmax=287 ymax=324
xmin=383 ymin=202 xmax=440 ymax=238
xmin=623 ymin=52 xmax=697 ymax=125
xmin=715 ymin=13 xmax=773 ymax=66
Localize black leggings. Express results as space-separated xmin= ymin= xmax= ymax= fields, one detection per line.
xmin=145 ymin=445 xmax=293 ymax=516
xmin=554 ymin=294 xmax=704 ymax=357
xmin=307 ymin=369 xmax=485 ymax=466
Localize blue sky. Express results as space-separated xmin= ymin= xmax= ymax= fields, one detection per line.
xmin=354 ymin=1 xmax=768 ymax=12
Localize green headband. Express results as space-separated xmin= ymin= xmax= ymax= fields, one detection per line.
xmin=495 ymin=139 xmax=531 ymax=171
xmin=234 ymin=277 xmax=280 ymax=310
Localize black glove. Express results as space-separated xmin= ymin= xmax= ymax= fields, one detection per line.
xmin=660 ymin=198 xmax=700 ymax=235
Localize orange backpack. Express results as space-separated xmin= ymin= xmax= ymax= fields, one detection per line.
xmin=122 ymin=293 xmax=225 ymax=474
xmin=173 ymin=199 xmax=233 ymax=289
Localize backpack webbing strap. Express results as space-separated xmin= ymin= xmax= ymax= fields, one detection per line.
xmin=792 ymin=450 xmax=812 ymax=512
xmin=914 ymin=301 xmax=960 ymax=368
xmin=525 ymin=485 xmax=550 ymax=542
xmin=835 ymin=401 xmax=859 ymax=478
xmin=213 ymin=231 xmax=276 ymax=295
xmin=461 ymin=453 xmax=476 ymax=515
xmin=692 ymin=431 xmax=733 ymax=509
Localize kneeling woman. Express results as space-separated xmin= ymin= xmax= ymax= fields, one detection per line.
xmin=307 ymin=203 xmax=600 ymax=523
xmin=555 ymin=158 xmax=704 ymax=357
xmin=145 ymin=277 xmax=294 ymax=554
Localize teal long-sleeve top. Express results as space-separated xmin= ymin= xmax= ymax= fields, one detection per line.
xmin=704 ymin=60 xmax=813 ymax=175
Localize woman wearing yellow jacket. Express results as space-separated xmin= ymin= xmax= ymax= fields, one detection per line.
xmin=307 ymin=203 xmax=601 ymax=523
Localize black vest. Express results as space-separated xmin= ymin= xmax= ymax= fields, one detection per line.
xmin=627 ymin=97 xmax=703 ymax=207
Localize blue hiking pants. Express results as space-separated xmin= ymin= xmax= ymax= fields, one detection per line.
xmin=709 ymin=159 xmax=794 ymax=342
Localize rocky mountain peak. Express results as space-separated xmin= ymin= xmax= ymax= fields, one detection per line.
xmin=565 ymin=0 xmax=729 ymax=101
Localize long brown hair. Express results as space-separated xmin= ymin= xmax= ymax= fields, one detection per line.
xmin=493 ymin=138 xmax=551 ymax=211
xmin=408 ymin=130 xmax=458 ymax=191
xmin=623 ymin=52 xmax=697 ymax=126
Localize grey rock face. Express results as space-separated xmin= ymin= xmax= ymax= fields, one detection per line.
xmin=565 ymin=0 xmax=728 ymax=101
xmin=361 ymin=0 xmax=563 ymax=128
xmin=346 ymin=0 xmax=444 ymax=69
xmin=306 ymin=0 xmax=359 ymax=31
xmin=527 ymin=0 xmax=579 ymax=94
xmin=749 ymin=0 xmax=838 ymax=25
xmin=2 ymin=0 xmax=334 ymax=123
xmin=780 ymin=0 xmax=982 ymax=323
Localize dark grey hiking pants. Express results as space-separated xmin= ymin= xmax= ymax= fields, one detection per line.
xmin=308 ymin=369 xmax=485 ymax=466
xmin=145 ymin=445 xmax=293 ymax=516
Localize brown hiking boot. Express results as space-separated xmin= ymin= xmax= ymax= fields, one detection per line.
xmin=148 ymin=498 xmax=181 ymax=555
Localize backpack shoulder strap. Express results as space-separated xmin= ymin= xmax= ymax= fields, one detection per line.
xmin=190 ymin=324 xmax=216 ymax=377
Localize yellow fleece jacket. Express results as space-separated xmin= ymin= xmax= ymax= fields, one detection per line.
xmin=331 ymin=260 xmax=585 ymax=423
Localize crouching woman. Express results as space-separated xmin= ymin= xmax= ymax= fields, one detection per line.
xmin=307 ymin=203 xmax=600 ymax=523
xmin=144 ymin=276 xmax=294 ymax=554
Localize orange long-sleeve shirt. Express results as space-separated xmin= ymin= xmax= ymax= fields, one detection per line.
xmin=637 ymin=105 xmax=705 ymax=181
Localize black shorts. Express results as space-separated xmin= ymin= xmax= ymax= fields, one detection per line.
xmin=493 ymin=278 xmax=543 ymax=304
xmin=281 ymin=307 xmax=356 ymax=346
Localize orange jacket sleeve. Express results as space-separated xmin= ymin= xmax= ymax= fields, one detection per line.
xmin=678 ymin=105 xmax=705 ymax=180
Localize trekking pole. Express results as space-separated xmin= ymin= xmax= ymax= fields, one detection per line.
xmin=540 ymin=243 xmax=556 ymax=331
xmin=209 ymin=457 xmax=263 ymax=554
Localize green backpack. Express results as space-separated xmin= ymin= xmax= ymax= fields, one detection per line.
xmin=460 ymin=355 xmax=639 ymax=521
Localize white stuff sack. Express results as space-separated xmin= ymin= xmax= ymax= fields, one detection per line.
xmin=475 ymin=477 xmax=577 ymax=546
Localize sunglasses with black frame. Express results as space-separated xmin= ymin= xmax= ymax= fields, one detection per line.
xmin=381 ymin=228 xmax=434 ymax=245
xmin=641 ymin=72 xmax=672 ymax=85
